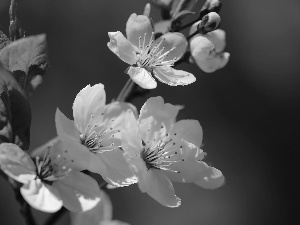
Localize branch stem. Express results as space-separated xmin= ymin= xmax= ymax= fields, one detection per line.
xmin=116 ymin=78 xmax=136 ymax=102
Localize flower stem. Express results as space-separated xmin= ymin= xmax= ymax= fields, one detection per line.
xmin=9 ymin=0 xmax=23 ymax=41
xmin=116 ymin=78 xmax=136 ymax=102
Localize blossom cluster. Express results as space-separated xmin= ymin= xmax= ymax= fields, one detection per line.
xmin=108 ymin=1 xmax=229 ymax=89
xmin=1 ymin=83 xmax=224 ymax=211
xmin=0 ymin=1 xmax=228 ymax=225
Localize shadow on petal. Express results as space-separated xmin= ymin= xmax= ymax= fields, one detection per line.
xmin=138 ymin=169 xmax=181 ymax=208
xmin=70 ymin=191 xmax=112 ymax=225
xmin=0 ymin=143 xmax=36 ymax=184
xmin=53 ymin=171 xmax=101 ymax=212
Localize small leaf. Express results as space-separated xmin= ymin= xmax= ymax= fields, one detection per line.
xmin=0 ymin=30 xmax=10 ymax=51
xmin=0 ymin=34 xmax=49 ymax=96
xmin=171 ymin=0 xmax=198 ymax=18
xmin=0 ymin=64 xmax=31 ymax=149
xmin=173 ymin=9 xmax=195 ymax=21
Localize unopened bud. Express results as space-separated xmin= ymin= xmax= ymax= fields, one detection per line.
xmin=199 ymin=0 xmax=222 ymax=19
xmin=143 ymin=3 xmax=151 ymax=17
xmin=198 ymin=12 xmax=221 ymax=34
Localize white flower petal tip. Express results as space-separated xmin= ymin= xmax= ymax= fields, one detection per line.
xmin=126 ymin=66 xmax=157 ymax=89
xmin=21 ymin=179 xmax=63 ymax=213
xmin=194 ymin=167 xmax=225 ymax=189
xmin=153 ymin=67 xmax=196 ymax=86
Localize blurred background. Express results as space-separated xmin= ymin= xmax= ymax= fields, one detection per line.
xmin=0 ymin=0 xmax=299 ymax=224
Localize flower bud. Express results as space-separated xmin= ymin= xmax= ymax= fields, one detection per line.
xmin=143 ymin=3 xmax=151 ymax=17
xmin=199 ymin=12 xmax=221 ymax=34
xmin=199 ymin=0 xmax=222 ymax=19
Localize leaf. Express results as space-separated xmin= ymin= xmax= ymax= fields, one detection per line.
xmin=0 ymin=30 xmax=10 ymax=51
xmin=171 ymin=0 xmax=198 ymax=18
xmin=0 ymin=64 xmax=31 ymax=150
xmin=173 ymin=9 xmax=195 ymax=21
xmin=0 ymin=34 xmax=49 ymax=96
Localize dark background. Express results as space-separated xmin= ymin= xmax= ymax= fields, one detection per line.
xmin=0 ymin=0 xmax=299 ymax=224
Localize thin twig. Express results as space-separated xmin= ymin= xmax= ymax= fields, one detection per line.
xmin=9 ymin=0 xmax=23 ymax=41
xmin=116 ymin=78 xmax=136 ymax=102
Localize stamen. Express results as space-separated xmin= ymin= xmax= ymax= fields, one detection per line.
xmin=136 ymin=33 xmax=178 ymax=69
xmin=81 ymin=117 xmax=118 ymax=153
xmin=34 ymin=145 xmax=72 ymax=183
xmin=141 ymin=131 xmax=183 ymax=173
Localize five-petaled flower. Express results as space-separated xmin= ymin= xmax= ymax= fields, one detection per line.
xmin=121 ymin=96 xmax=225 ymax=207
xmin=0 ymin=142 xmax=101 ymax=213
xmin=55 ymin=83 xmax=137 ymax=187
xmin=107 ymin=13 xmax=196 ymax=89
xmin=189 ymin=20 xmax=230 ymax=73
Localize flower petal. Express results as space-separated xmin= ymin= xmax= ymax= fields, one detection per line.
xmin=126 ymin=13 xmax=154 ymax=48
xmin=70 ymin=191 xmax=113 ymax=225
xmin=52 ymin=171 xmax=101 ymax=212
xmin=153 ymin=66 xmax=196 ymax=86
xmin=107 ymin=32 xmax=138 ymax=65
xmin=170 ymin=119 xmax=203 ymax=147
xmin=121 ymin=109 xmax=143 ymax=157
xmin=0 ymin=143 xmax=36 ymax=184
xmin=97 ymin=149 xmax=137 ymax=187
xmin=194 ymin=166 xmax=225 ymax=189
xmin=139 ymin=96 xmax=182 ymax=142
xmin=138 ymin=169 xmax=181 ymax=208
xmin=73 ymin=84 xmax=106 ymax=133
xmin=55 ymin=109 xmax=106 ymax=174
xmin=124 ymin=154 xmax=180 ymax=207
xmin=102 ymin=101 xmax=138 ymax=134
xmin=207 ymin=29 xmax=226 ymax=53
xmin=190 ymin=34 xmax=214 ymax=61
xmin=196 ymin=52 xmax=230 ymax=73
xmin=55 ymin=108 xmax=81 ymax=140
xmin=154 ymin=32 xmax=187 ymax=61
xmin=162 ymin=120 xmax=213 ymax=183
xmin=20 ymin=179 xmax=63 ymax=213
xmin=126 ymin=66 xmax=157 ymax=89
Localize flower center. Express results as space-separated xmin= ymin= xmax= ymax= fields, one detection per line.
xmin=35 ymin=146 xmax=72 ymax=184
xmin=141 ymin=126 xmax=183 ymax=172
xmin=136 ymin=32 xmax=177 ymax=69
xmin=80 ymin=114 xmax=120 ymax=152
